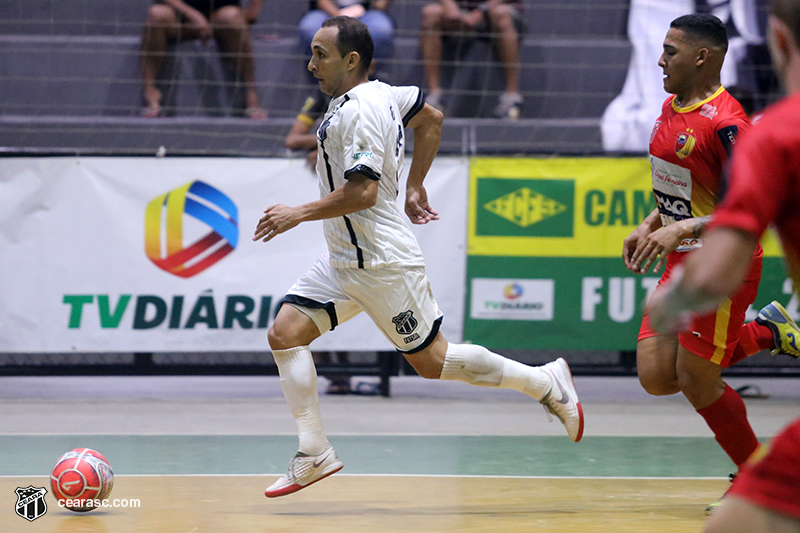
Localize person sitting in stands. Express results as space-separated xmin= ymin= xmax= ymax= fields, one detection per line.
xmin=140 ymin=0 xmax=268 ymax=119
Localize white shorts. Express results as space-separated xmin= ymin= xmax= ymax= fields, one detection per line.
xmin=282 ymin=255 xmax=443 ymax=353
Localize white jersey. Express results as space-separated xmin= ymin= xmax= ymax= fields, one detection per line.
xmin=315 ymin=80 xmax=426 ymax=269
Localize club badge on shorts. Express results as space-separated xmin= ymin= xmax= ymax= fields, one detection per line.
xmin=15 ymin=486 xmax=47 ymax=522
xmin=393 ymin=310 xmax=418 ymax=335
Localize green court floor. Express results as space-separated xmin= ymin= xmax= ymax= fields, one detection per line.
xmin=1 ymin=435 xmax=734 ymax=478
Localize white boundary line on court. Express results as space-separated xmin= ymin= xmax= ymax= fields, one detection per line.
xmin=0 ymin=474 xmax=731 ymax=480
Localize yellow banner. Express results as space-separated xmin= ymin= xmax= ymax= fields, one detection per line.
xmin=468 ymin=157 xmax=783 ymax=258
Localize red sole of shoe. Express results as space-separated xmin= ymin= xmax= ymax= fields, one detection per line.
xmin=264 ymin=464 xmax=344 ymax=498
xmin=574 ymin=401 xmax=585 ymax=443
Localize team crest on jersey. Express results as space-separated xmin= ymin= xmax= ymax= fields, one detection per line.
xmin=392 ymin=310 xmax=418 ymax=335
xmin=649 ymin=120 xmax=662 ymax=144
xmin=675 ymin=129 xmax=696 ymax=159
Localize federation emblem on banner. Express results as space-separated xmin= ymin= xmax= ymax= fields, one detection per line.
xmin=145 ymin=180 xmax=239 ymax=278
xmin=15 ymin=486 xmax=47 ymax=522
xmin=675 ymin=130 xmax=696 ymax=159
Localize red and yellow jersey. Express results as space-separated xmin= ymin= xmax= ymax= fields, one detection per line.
xmin=648 ymin=86 xmax=750 ymax=252
xmin=714 ymin=91 xmax=800 ymax=291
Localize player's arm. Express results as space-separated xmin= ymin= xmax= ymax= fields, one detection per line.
xmin=253 ymin=174 xmax=378 ymax=242
xmin=629 ymin=212 xmax=712 ymax=274
xmin=646 ymin=227 xmax=758 ymax=332
xmin=405 ymin=103 xmax=443 ymax=224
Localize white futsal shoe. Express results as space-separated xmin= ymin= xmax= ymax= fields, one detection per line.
xmin=264 ymin=443 xmax=343 ymax=498
xmin=540 ymin=358 xmax=585 ymax=442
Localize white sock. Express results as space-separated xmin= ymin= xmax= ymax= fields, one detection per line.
xmin=439 ymin=343 xmax=553 ymax=400
xmin=271 ymin=346 xmax=328 ymax=455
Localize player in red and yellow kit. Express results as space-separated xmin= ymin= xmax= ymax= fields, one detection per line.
xmin=621 ymin=13 xmax=793 ymax=514
xmin=647 ymin=2 xmax=800 ymax=530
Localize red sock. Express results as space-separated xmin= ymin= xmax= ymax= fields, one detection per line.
xmin=729 ymin=321 xmax=775 ymax=365
xmin=696 ymin=385 xmax=760 ymax=467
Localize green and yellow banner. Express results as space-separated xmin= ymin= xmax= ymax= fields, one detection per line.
xmin=464 ymin=157 xmax=791 ymax=350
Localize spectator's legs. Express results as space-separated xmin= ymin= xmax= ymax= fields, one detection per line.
xmin=299 ymin=10 xmax=330 ymax=53
xmin=211 ymin=6 xmax=266 ymax=118
xmin=488 ymin=4 xmax=523 ymax=118
xmin=420 ymin=3 xmax=446 ymax=106
xmin=359 ymin=10 xmax=395 ymax=62
xmin=140 ymin=4 xmax=182 ymax=116
xmin=487 ymin=4 xmax=520 ymax=95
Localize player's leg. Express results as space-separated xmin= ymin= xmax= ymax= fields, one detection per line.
xmin=677 ymin=284 xmax=762 ymax=512
xmin=343 ymin=267 xmax=583 ymax=441
xmin=704 ymin=496 xmax=800 ymax=533
xmin=265 ymin=304 xmax=343 ymax=498
xmin=636 ymin=334 xmax=681 ymax=396
xmin=264 ymin=258 xmax=362 ymax=497
xmin=404 ymin=332 xmax=584 ymax=442
xmin=676 ymin=344 xmax=758 ymax=467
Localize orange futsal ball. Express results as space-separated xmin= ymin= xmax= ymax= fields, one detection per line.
xmin=50 ymin=448 xmax=114 ymax=512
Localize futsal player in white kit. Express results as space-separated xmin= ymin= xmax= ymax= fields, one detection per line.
xmin=253 ymin=16 xmax=585 ymax=498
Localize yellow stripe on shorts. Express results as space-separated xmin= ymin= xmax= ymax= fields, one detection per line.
xmin=711 ymin=298 xmax=733 ymax=365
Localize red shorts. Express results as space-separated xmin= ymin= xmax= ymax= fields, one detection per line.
xmin=729 ymin=416 xmax=800 ymax=519
xmin=639 ymin=249 xmax=762 ymax=368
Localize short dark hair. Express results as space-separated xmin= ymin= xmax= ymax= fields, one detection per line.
xmin=772 ymin=0 xmax=800 ymax=48
xmin=321 ymin=16 xmax=374 ymax=75
xmin=670 ymin=13 xmax=729 ymax=52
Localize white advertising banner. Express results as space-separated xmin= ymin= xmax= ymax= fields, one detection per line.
xmin=470 ymin=278 xmax=555 ymax=321
xmin=0 ymin=156 xmax=468 ymax=352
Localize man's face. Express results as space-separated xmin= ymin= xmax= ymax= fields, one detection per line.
xmin=308 ymin=27 xmax=349 ymax=97
xmin=658 ymin=28 xmax=702 ymax=95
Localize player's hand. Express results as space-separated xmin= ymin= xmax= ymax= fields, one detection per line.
xmin=405 ymin=185 xmax=440 ymax=225
xmin=622 ymin=226 xmax=649 ymax=271
xmin=629 ymin=225 xmax=683 ymax=274
xmin=253 ymin=204 xmax=301 ymax=242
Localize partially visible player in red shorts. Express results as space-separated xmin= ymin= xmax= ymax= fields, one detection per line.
xmin=646 ymin=1 xmax=800 ymax=529
xmin=621 ymin=15 xmax=786 ymax=512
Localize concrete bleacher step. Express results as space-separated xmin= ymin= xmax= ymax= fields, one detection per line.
xmin=0 ymin=0 xmax=307 ymax=38
xmin=0 ymin=35 xmax=630 ymax=119
xmin=1 ymin=0 xmax=628 ymax=38
xmin=0 ymin=116 xmax=604 ymax=155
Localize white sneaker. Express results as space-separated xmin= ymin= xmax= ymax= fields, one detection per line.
xmin=540 ymin=358 xmax=584 ymax=442
xmin=264 ymin=443 xmax=343 ymax=498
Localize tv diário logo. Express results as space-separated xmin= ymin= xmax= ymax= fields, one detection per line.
xmin=145 ymin=181 xmax=238 ymax=278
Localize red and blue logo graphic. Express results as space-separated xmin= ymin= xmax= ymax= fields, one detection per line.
xmin=503 ymin=283 xmax=523 ymax=300
xmin=145 ymin=181 xmax=238 ymax=278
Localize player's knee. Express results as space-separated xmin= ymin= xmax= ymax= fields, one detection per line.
xmin=267 ymin=324 xmax=298 ymax=351
xmin=638 ymin=371 xmax=679 ymax=396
